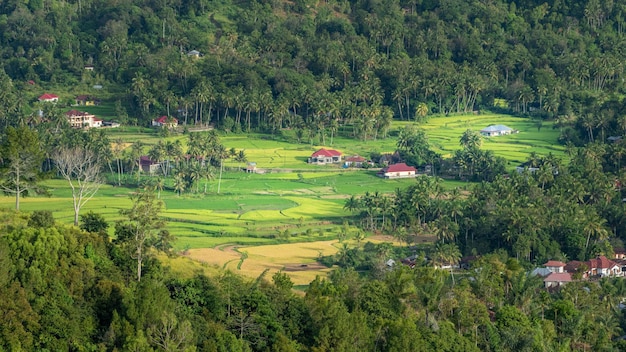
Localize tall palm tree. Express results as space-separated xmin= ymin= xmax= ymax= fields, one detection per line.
xmin=214 ymin=144 xmax=230 ymax=194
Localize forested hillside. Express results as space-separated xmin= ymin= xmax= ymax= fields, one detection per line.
xmin=4 ymin=0 xmax=626 ymax=351
xmin=1 ymin=0 xmax=626 ymax=141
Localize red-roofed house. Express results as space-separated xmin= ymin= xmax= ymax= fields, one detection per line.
xmin=38 ymin=93 xmax=59 ymax=103
xmin=65 ymin=110 xmax=102 ymax=129
xmin=344 ymin=155 xmax=367 ymax=168
xmin=378 ymin=163 xmax=417 ymax=179
xmin=152 ymin=115 xmax=178 ymax=128
xmin=544 ymin=260 xmax=566 ymax=273
xmin=544 ymin=272 xmax=572 ymax=288
xmin=587 ymin=256 xmax=622 ymax=277
xmin=308 ymin=148 xmax=342 ymax=165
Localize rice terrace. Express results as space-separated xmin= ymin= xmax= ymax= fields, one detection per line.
xmin=1 ymin=113 xmax=564 ymax=285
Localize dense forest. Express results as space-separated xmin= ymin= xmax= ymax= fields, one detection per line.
xmin=4 ymin=0 xmax=626 ymax=350
xmin=2 ymin=0 xmax=626 ymax=142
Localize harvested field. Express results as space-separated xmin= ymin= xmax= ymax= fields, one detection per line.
xmin=184 ymin=240 xmax=339 ymax=285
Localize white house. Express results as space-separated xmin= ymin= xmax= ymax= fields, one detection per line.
xmin=152 ymin=116 xmax=178 ymax=128
xmin=38 ymin=93 xmax=59 ymax=103
xmin=308 ymin=148 xmax=342 ymax=164
xmin=543 ymin=260 xmax=566 ymax=273
xmin=378 ymin=163 xmax=417 ymax=179
xmin=544 ymin=272 xmax=572 ymax=288
xmin=480 ymin=125 xmax=514 ymax=137
xmin=65 ymin=110 xmax=102 ymax=129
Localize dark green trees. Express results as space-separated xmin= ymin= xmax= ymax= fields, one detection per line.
xmin=0 ymin=127 xmax=43 ymax=211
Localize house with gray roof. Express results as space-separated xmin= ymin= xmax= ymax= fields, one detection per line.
xmin=480 ymin=124 xmax=516 ymax=137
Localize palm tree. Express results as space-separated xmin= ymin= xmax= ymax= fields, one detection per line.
xmin=214 ymin=144 xmax=230 ymax=194
xmin=583 ymin=208 xmax=609 ymax=259
xmin=415 ymin=102 xmax=428 ymax=123
xmin=155 ymin=177 xmax=165 ymax=199
xmin=235 ymin=150 xmax=248 ymax=171
xmin=432 ymin=242 xmax=462 ymax=285
xmin=459 ymin=129 xmax=482 ymax=149
xmin=174 ymin=173 xmax=185 ymax=197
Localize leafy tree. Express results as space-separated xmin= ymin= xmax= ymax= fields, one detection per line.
xmin=0 ymin=126 xmax=43 ymax=210
xmin=27 ymin=210 xmax=55 ymax=228
xmin=80 ymin=211 xmax=109 ymax=234
xmin=116 ymin=188 xmax=168 ymax=281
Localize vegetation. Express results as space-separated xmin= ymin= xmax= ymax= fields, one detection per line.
xmin=3 ymin=0 xmax=626 ymax=349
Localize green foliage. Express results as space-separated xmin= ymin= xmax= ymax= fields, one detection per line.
xmin=27 ymin=210 xmax=55 ymax=228
xmin=80 ymin=211 xmax=109 ymax=234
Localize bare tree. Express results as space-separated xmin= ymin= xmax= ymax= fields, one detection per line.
xmin=148 ymin=312 xmax=194 ymax=352
xmin=54 ymin=147 xmax=102 ymax=225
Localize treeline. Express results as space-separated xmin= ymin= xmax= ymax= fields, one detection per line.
xmin=2 ymin=0 xmax=626 ymax=142
xmin=3 ymin=205 xmax=626 ymax=351
xmin=347 ymin=140 xmax=626 ymax=263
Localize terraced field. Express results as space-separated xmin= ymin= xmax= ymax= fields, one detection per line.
xmin=0 ymin=113 xmax=565 ymax=283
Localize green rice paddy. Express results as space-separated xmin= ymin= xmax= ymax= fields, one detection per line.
xmin=0 ymin=113 xmax=565 ymax=250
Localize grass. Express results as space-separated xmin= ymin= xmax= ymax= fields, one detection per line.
xmin=3 ymin=112 xmax=565 ymax=284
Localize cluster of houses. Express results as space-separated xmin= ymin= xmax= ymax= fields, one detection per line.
xmin=535 ymin=254 xmax=626 ymax=289
xmin=307 ymin=148 xmax=419 ymax=178
xmin=38 ymin=93 xmax=120 ymax=129
xmin=38 ymin=93 xmax=182 ymax=130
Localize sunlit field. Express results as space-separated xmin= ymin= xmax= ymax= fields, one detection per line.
xmin=1 ymin=112 xmax=565 ymax=283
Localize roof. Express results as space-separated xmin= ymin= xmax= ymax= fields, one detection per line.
xmin=480 ymin=124 xmax=512 ymax=132
xmin=588 ymin=256 xmax=618 ymax=269
xmin=187 ymin=50 xmax=200 ymax=56
xmin=544 ymin=260 xmax=566 ymax=267
xmin=531 ymin=268 xmax=552 ymax=277
xmin=564 ymin=260 xmax=584 ymax=273
xmin=75 ymin=95 xmax=96 ymax=101
xmin=65 ymin=110 xmax=92 ymax=117
xmin=39 ymin=93 xmax=59 ymax=100
xmin=140 ymin=156 xmax=158 ymax=165
xmin=345 ymin=155 xmax=366 ymax=162
xmin=154 ymin=116 xmax=178 ymax=124
xmin=384 ymin=163 xmax=417 ymax=173
xmin=311 ymin=148 xmax=342 ymax=157
xmin=544 ymin=272 xmax=572 ymax=282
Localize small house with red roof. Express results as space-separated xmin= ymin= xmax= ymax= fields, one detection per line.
xmin=65 ymin=110 xmax=102 ymax=129
xmin=544 ymin=260 xmax=566 ymax=273
xmin=308 ymin=148 xmax=342 ymax=165
xmin=152 ymin=116 xmax=178 ymax=128
xmin=38 ymin=93 xmax=59 ymax=103
xmin=378 ymin=163 xmax=417 ymax=179
xmin=344 ymin=155 xmax=367 ymax=168
xmin=544 ymin=272 xmax=572 ymax=288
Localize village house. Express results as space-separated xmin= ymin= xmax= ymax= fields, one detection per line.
xmin=187 ymin=50 xmax=201 ymax=58
xmin=343 ymin=155 xmax=367 ymax=168
xmin=587 ymin=256 xmax=622 ymax=277
xmin=308 ymin=148 xmax=342 ymax=164
xmin=544 ymin=260 xmax=566 ymax=273
xmin=38 ymin=93 xmax=59 ymax=103
xmin=75 ymin=95 xmax=100 ymax=106
xmin=152 ymin=116 xmax=178 ymax=128
xmin=246 ymin=162 xmax=257 ymax=173
xmin=480 ymin=124 xmax=515 ymax=137
xmin=65 ymin=110 xmax=102 ymax=129
xmin=140 ymin=156 xmax=160 ymax=174
xmin=378 ymin=163 xmax=417 ymax=179
xmin=544 ymin=272 xmax=572 ymax=288
xmin=538 ymin=255 xmax=624 ymax=289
